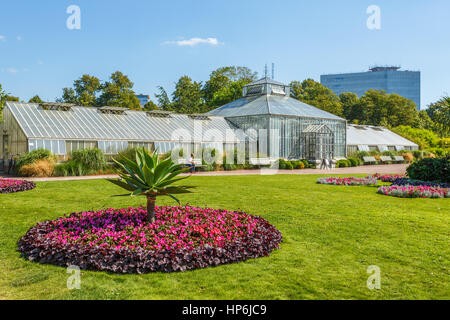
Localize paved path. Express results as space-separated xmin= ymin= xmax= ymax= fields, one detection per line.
xmin=1 ymin=164 xmax=408 ymax=182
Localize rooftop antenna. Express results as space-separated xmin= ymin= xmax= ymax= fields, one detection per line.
xmin=264 ymin=64 xmax=268 ymax=78
xmin=272 ymin=63 xmax=275 ymax=79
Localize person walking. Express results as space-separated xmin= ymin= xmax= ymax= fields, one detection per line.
xmin=320 ymin=158 xmax=326 ymax=170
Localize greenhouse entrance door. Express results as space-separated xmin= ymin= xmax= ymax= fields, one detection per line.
xmin=302 ymin=125 xmax=334 ymax=160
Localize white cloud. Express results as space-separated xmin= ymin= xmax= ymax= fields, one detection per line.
xmin=17 ymin=35 xmax=22 ymax=41
xmin=164 ymin=37 xmax=220 ymax=47
xmin=8 ymin=67 xmax=18 ymax=74
xmin=37 ymin=60 xmax=44 ymax=65
xmin=0 ymin=35 xmax=6 ymax=42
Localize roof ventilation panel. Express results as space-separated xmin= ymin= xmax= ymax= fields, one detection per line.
xmin=99 ymin=106 xmax=127 ymax=115
xmin=146 ymin=110 xmax=173 ymax=118
xmin=39 ymin=102 xmax=75 ymax=111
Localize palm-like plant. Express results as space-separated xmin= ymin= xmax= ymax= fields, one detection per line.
xmin=107 ymin=148 xmax=195 ymax=223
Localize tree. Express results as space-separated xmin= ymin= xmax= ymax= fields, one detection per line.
xmin=171 ymin=76 xmax=205 ymax=113
xmin=339 ymin=92 xmax=361 ymax=123
xmin=107 ymin=149 xmax=195 ymax=223
xmin=359 ymin=90 xmax=418 ymax=127
xmin=209 ymin=79 xmax=248 ymax=108
xmin=202 ymin=66 xmax=257 ymax=108
xmin=426 ymin=96 xmax=450 ymax=137
xmin=391 ymin=125 xmax=441 ymax=149
xmin=61 ymin=88 xmax=77 ymax=104
xmin=0 ymin=84 xmax=6 ymax=119
xmin=143 ymin=100 xmax=159 ymax=111
xmin=154 ymin=86 xmax=172 ymax=110
xmin=415 ymin=110 xmax=436 ymax=131
xmin=29 ymin=95 xmax=43 ymax=103
xmin=98 ymin=71 xmax=141 ymax=110
xmin=290 ymin=79 xmax=343 ymax=116
xmin=0 ymin=84 xmax=19 ymax=119
xmin=61 ymin=74 xmax=101 ymax=106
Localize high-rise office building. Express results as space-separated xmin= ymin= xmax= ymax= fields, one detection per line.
xmin=320 ymin=67 xmax=421 ymax=109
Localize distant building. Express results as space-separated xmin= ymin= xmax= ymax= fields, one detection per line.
xmin=136 ymin=94 xmax=150 ymax=107
xmin=320 ymin=66 xmax=421 ymax=109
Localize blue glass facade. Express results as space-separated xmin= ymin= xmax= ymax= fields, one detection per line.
xmin=136 ymin=94 xmax=149 ymax=107
xmin=320 ymin=68 xmax=421 ymax=109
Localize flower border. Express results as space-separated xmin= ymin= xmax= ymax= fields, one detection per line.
xmin=0 ymin=178 xmax=36 ymax=194
xmin=317 ymin=177 xmax=378 ymax=186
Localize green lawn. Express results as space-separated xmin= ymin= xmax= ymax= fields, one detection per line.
xmin=0 ymin=174 xmax=448 ymax=300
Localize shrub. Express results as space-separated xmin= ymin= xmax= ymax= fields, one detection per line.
xmin=300 ymin=159 xmax=314 ymax=168
xmin=16 ymin=149 xmax=54 ymax=173
xmin=391 ymin=126 xmax=441 ymax=149
xmin=291 ymin=160 xmax=305 ymax=169
xmin=426 ymin=148 xmax=449 ymax=158
xmin=336 ymin=159 xmax=351 ymax=168
xmin=401 ymin=152 xmax=414 ymax=163
xmin=71 ymin=148 xmax=106 ymax=172
xmin=0 ymin=178 xmax=36 ymax=194
xmin=347 ymin=157 xmax=361 ymax=167
xmin=53 ymin=161 xmax=86 ymax=177
xmin=407 ymin=157 xmax=450 ymax=183
xmin=355 ymin=151 xmax=370 ymax=160
xmin=18 ymin=206 xmax=282 ymax=274
xmin=18 ymin=158 xmax=55 ymax=177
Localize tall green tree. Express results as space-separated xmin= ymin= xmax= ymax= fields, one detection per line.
xmin=0 ymin=84 xmax=6 ymax=119
xmin=359 ymin=90 xmax=418 ymax=127
xmin=339 ymin=92 xmax=362 ymax=123
xmin=98 ymin=71 xmax=141 ymax=110
xmin=61 ymin=74 xmax=101 ymax=106
xmin=290 ymin=79 xmax=343 ymax=116
xmin=143 ymin=100 xmax=159 ymax=111
xmin=154 ymin=86 xmax=172 ymax=110
xmin=202 ymin=66 xmax=257 ymax=108
xmin=0 ymin=85 xmax=19 ymax=120
xmin=426 ymin=96 xmax=450 ymax=137
xmin=171 ymin=76 xmax=205 ymax=113
xmin=28 ymin=95 xmax=44 ymax=103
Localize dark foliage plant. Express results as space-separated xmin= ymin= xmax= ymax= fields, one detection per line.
xmin=407 ymin=157 xmax=450 ymax=183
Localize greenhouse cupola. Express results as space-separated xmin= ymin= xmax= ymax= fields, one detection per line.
xmin=242 ymin=77 xmax=290 ymax=97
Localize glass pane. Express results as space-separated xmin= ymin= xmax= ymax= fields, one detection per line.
xmin=59 ymin=140 xmax=66 ymax=155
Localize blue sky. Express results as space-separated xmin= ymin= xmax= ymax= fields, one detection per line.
xmin=0 ymin=0 xmax=449 ymax=109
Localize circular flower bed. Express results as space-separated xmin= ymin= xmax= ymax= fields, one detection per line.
xmin=18 ymin=206 xmax=282 ymax=273
xmin=317 ymin=177 xmax=378 ymax=186
xmin=377 ymin=185 xmax=449 ymax=199
xmin=0 ymin=178 xmax=36 ymax=194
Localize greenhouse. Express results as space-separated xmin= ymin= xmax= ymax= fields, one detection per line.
xmin=0 ymin=77 xmax=419 ymax=167
xmin=346 ymin=124 xmax=418 ymax=154
xmin=0 ymin=102 xmax=246 ymax=162
xmin=208 ymin=77 xmax=347 ymax=160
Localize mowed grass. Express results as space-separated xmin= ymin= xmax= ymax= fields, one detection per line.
xmin=0 ymin=174 xmax=448 ymax=300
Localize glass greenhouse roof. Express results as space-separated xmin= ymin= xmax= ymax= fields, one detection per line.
xmin=6 ymin=102 xmax=246 ymax=143
xmin=347 ymin=124 xmax=418 ymax=147
xmin=208 ymin=94 xmax=345 ymax=121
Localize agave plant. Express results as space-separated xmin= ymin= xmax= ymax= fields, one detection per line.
xmin=107 ymin=148 xmax=195 ymax=223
